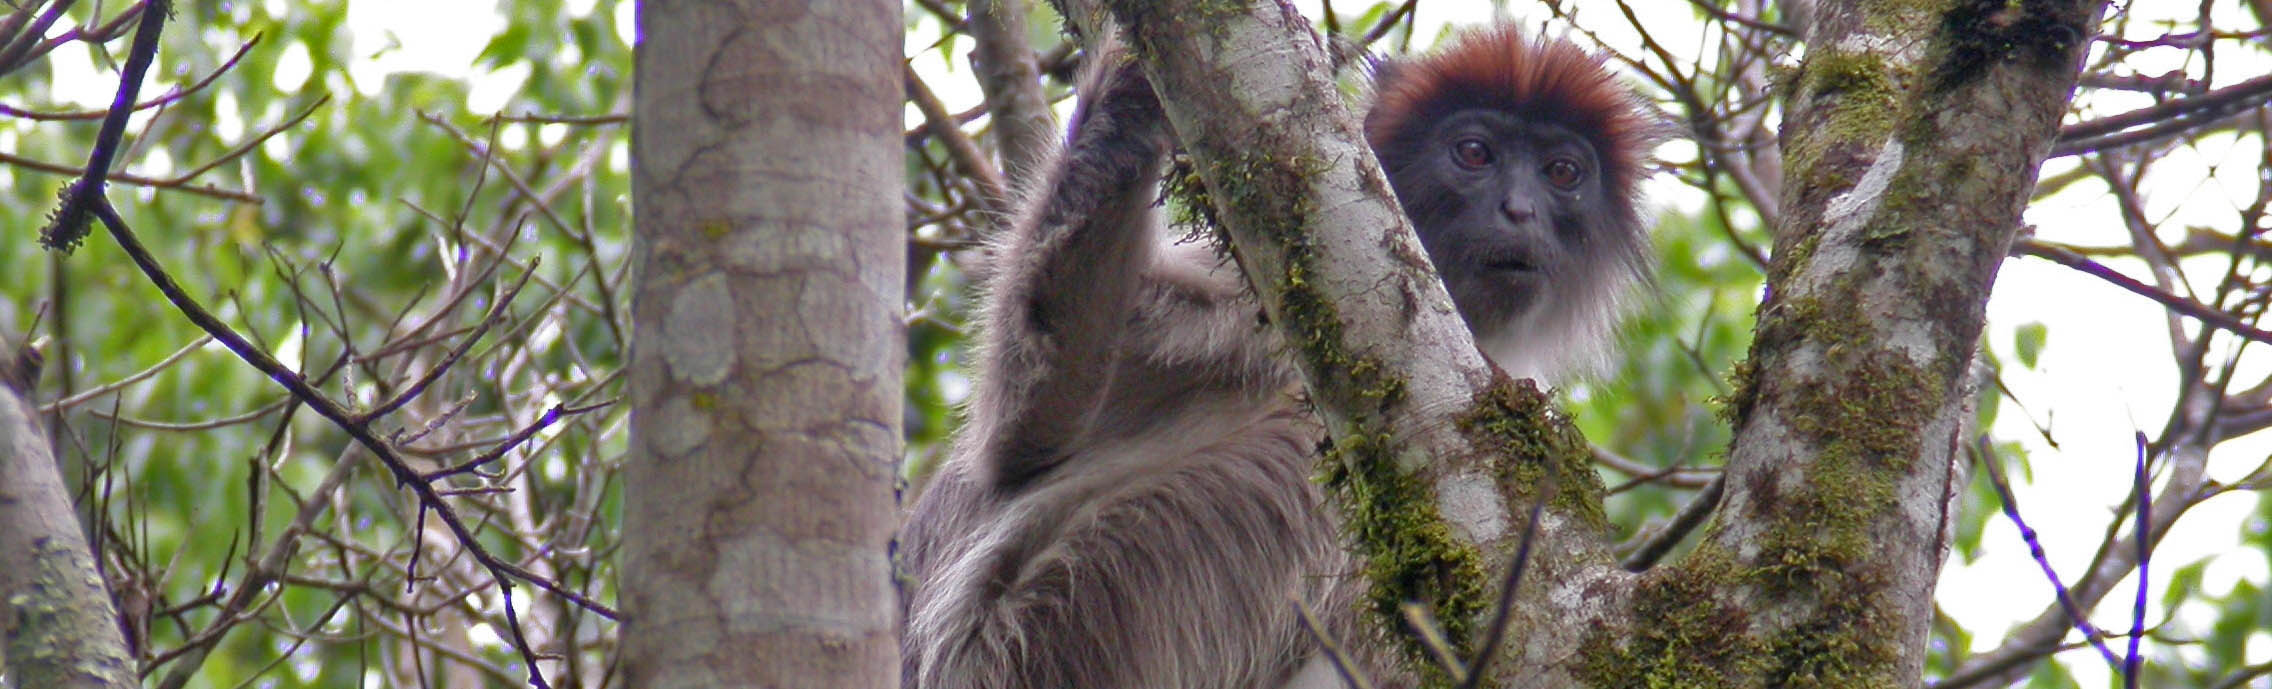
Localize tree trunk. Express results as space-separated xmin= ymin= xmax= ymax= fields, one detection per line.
xmin=0 ymin=334 xmax=136 ymax=689
xmin=621 ymin=2 xmax=904 ymax=687
xmin=1687 ymin=1 xmax=2106 ymax=686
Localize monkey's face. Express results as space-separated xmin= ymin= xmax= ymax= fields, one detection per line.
xmin=1379 ymin=108 xmax=1641 ymax=351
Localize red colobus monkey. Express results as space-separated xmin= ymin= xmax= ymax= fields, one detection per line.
xmin=900 ymin=24 xmax=1660 ymax=689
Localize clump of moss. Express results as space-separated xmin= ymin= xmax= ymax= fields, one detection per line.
xmin=1321 ymin=432 xmax=1490 ymax=676
xmin=1712 ymin=356 xmax=1759 ymax=426
xmin=1454 ymin=376 xmax=1607 ymax=529
xmin=1772 ymin=293 xmax=1941 ymax=469
xmin=1803 ymin=51 xmax=1899 ymax=134
xmin=1162 ymin=154 xmax=1228 ymax=249
xmin=1573 ymin=551 xmax=1762 ymax=688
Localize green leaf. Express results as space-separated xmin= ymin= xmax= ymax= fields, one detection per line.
xmin=2014 ymin=321 xmax=2047 ymax=369
xmin=477 ymin=22 xmax=534 ymax=68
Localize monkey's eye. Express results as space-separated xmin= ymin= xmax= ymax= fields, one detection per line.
xmin=1451 ymin=139 xmax=1494 ymax=170
xmin=1542 ymin=158 xmax=1584 ymax=190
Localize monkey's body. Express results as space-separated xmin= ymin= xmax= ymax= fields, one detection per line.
xmin=900 ymin=26 xmax=1656 ymax=689
xmin=897 ymin=70 xmax=1367 ymax=683
xmin=900 ymin=352 xmax=1356 ymax=688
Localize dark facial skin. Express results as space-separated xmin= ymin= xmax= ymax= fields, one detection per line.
xmin=1378 ymin=109 xmax=1637 ymax=343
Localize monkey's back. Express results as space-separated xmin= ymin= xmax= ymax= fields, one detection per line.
xmin=900 ymin=242 xmax=1405 ymax=689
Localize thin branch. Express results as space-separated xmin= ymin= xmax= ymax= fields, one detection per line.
xmin=1681 ymin=0 xmax=1797 ymax=37
xmin=2058 ymin=72 xmax=2272 ymax=142
xmin=0 ymin=0 xmax=76 ymax=75
xmin=168 ymin=95 xmax=330 ymax=183
xmin=357 ymin=263 xmax=537 ymax=424
xmin=413 ymin=112 xmax=627 ymax=345
xmin=40 ymin=335 xmax=212 ymax=412
xmin=1396 ymin=603 xmax=1468 ymax=684
xmin=965 ymin=0 xmax=1055 ymax=179
xmin=1295 ymin=601 xmax=1378 ymax=689
xmin=1619 ymin=473 xmax=1727 ymax=571
xmin=0 ymin=32 xmax=262 ymax=121
xmin=84 ymin=397 xmax=287 ymax=431
xmin=1461 ymin=465 xmax=1559 ymax=688
xmin=1356 ymin=0 xmax=1418 ymax=48
xmin=6 ymin=1 xmax=146 ymax=74
xmin=0 ymin=151 xmax=265 ymax=203
xmin=2122 ymin=433 xmax=2150 ymax=688
xmin=421 ymin=401 xmax=611 ymax=481
xmin=906 ymin=62 xmax=1008 ymax=211
xmin=39 ymin=0 xmax=168 ymax=252
xmin=2013 ymin=238 xmax=2272 ymax=345
xmin=498 ymin=111 xmax=627 ymax=125
xmin=1591 ymin=443 xmax=1716 ymax=489
xmin=1977 ymin=437 xmax=2120 ymax=666
xmin=86 ymin=198 xmax=602 ymax=689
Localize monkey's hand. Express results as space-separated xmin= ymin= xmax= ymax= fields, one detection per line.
xmin=1067 ymin=42 xmax=1169 ymax=159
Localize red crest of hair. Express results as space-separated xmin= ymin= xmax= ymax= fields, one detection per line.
xmin=1366 ymin=26 xmax=1657 ymax=203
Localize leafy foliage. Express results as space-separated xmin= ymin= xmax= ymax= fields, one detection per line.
xmin=4 ymin=1 xmax=629 ymax=686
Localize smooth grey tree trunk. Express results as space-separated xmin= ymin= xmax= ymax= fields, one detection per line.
xmin=622 ymin=2 xmax=904 ymax=687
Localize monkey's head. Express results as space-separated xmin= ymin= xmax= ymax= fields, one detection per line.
xmin=1366 ymin=28 xmax=1659 ymax=380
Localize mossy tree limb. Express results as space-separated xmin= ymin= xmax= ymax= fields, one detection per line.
xmin=1656 ymin=1 xmax=2109 ymax=687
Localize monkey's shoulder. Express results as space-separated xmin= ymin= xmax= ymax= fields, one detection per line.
xmin=1122 ymin=236 xmax=1291 ymax=375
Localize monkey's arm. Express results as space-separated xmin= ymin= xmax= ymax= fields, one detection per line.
xmin=968 ymin=55 xmax=1170 ymax=486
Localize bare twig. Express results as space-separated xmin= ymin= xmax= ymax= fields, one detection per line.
xmin=1462 ymin=464 xmax=1560 ymax=688
xmin=0 ymin=32 xmax=263 ymax=121
xmin=906 ymin=63 xmax=1008 ymax=211
xmin=1296 ymin=600 xmax=1379 ymax=689
xmin=86 ymin=198 xmax=599 ymax=689
xmin=2012 ymin=238 xmax=2272 ymax=345
xmin=38 ymin=0 xmax=169 ymax=252
xmin=40 ymin=335 xmax=212 ymax=412
xmin=1619 ymin=473 xmax=1726 ymax=572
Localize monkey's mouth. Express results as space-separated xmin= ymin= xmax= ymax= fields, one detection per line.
xmin=1482 ymin=256 xmax=1541 ymax=275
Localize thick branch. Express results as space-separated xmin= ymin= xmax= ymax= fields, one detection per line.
xmin=966 ymin=0 xmax=1057 ymax=179
xmin=1694 ymin=1 xmax=2106 ymax=687
xmin=0 ymin=334 xmax=137 ymax=689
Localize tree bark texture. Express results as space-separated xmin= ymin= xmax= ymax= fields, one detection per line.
xmin=1665 ymin=0 xmax=2107 ymax=686
xmin=0 ymin=337 xmax=136 ymax=689
xmin=622 ymin=2 xmax=905 ymax=687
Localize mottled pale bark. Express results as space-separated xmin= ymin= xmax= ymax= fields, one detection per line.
xmin=622 ymin=2 xmax=904 ymax=687
xmin=0 ymin=336 xmax=135 ymax=689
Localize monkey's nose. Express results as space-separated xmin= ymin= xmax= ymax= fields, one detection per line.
xmin=1501 ymin=200 xmax=1536 ymax=224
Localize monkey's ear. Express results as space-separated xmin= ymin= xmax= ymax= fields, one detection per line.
xmin=1325 ymin=33 xmax=1374 ymax=74
xmin=1364 ymin=54 xmax=1402 ymax=86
